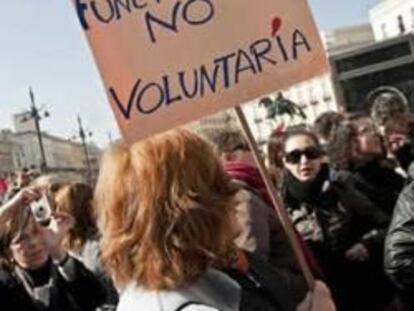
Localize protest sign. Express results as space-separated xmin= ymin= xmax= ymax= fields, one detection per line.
xmin=73 ymin=0 xmax=328 ymax=142
xmin=73 ymin=0 xmax=331 ymax=288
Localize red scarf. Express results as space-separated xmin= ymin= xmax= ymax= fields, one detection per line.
xmin=223 ymin=161 xmax=273 ymax=207
xmin=224 ymin=160 xmax=324 ymax=278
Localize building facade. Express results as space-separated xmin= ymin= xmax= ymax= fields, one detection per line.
xmin=370 ymin=0 xmax=414 ymax=41
xmin=0 ymin=130 xmax=14 ymax=174
xmin=322 ymin=23 xmax=375 ymax=53
xmin=330 ymin=34 xmax=414 ymax=112
xmin=0 ymin=113 xmax=102 ymax=182
xmin=13 ymin=112 xmax=37 ymax=133
xmin=11 ymin=131 xmax=85 ymax=171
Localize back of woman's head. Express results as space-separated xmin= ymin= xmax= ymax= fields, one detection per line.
xmin=201 ymin=127 xmax=249 ymax=155
xmin=54 ymin=182 xmax=97 ymax=251
xmin=370 ymin=90 xmax=408 ymax=128
xmin=267 ymin=130 xmax=287 ymax=188
xmin=268 ymin=131 xmax=285 ymax=169
xmin=326 ymin=121 xmax=356 ymax=169
xmin=314 ymin=111 xmax=344 ymax=144
xmin=95 ymin=129 xmax=237 ymax=290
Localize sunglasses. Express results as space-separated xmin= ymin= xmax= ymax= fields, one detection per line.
xmin=284 ymin=146 xmax=323 ymax=164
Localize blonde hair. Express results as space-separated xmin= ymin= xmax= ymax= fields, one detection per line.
xmin=95 ymin=129 xmax=237 ymax=290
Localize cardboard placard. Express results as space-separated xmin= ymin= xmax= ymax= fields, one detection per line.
xmin=73 ymin=0 xmax=328 ymax=142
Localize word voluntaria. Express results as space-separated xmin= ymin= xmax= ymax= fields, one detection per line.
xmin=73 ymin=0 xmax=329 ymax=142
xmin=111 ymin=29 xmax=311 ymax=119
xmin=75 ymin=0 xmax=215 ymax=43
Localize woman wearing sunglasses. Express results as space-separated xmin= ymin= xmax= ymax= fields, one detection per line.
xmin=95 ymin=128 xmax=337 ymax=311
xmin=279 ymin=126 xmax=390 ymax=311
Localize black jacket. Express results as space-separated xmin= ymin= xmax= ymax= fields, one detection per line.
xmin=283 ymin=169 xmax=389 ymax=256
xmin=349 ymin=159 xmax=405 ymax=217
xmin=0 ymin=255 xmax=107 ymax=311
xmin=385 ymin=181 xmax=414 ymax=309
xmin=283 ymin=168 xmax=392 ymax=310
xmin=223 ymin=252 xmax=297 ymax=311
xmin=233 ymin=182 xmax=307 ymax=303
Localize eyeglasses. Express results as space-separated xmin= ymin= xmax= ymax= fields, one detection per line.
xmin=284 ymin=146 xmax=323 ymax=164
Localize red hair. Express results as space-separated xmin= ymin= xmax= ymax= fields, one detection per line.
xmin=95 ymin=129 xmax=237 ymax=290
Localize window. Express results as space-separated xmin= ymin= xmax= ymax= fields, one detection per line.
xmin=336 ymin=42 xmax=411 ymax=73
xmin=398 ymin=15 xmax=406 ymax=34
xmin=321 ymin=81 xmax=332 ymax=102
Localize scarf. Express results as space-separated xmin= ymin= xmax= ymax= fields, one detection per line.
xmin=223 ymin=161 xmax=273 ymax=207
xmin=15 ymin=259 xmax=54 ymax=308
xmin=225 ymin=161 xmax=324 ymax=277
xmin=284 ymin=164 xmax=330 ymax=205
xmin=351 ymin=157 xmax=397 ymax=183
xmin=394 ymin=143 xmax=414 ymax=172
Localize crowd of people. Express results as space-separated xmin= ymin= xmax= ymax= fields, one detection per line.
xmin=1 ymin=89 xmax=414 ymax=310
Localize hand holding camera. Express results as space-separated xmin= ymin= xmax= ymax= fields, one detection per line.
xmin=29 ymin=193 xmax=53 ymax=226
xmin=29 ymin=192 xmax=74 ymax=261
xmin=0 ymin=187 xmax=41 ymax=222
xmin=30 ymin=196 xmax=74 ymax=261
xmin=38 ymin=211 xmax=74 ymax=262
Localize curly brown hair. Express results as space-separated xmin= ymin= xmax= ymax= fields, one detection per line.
xmin=54 ymin=182 xmax=98 ymax=252
xmin=94 ymin=129 xmax=238 ymax=290
xmin=0 ymin=205 xmax=32 ymax=270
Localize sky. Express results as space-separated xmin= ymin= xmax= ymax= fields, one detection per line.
xmin=0 ymin=0 xmax=380 ymax=147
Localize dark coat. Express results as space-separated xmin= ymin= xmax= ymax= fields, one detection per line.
xmin=385 ymin=181 xmax=414 ymax=310
xmin=0 ymin=256 xmax=107 ymax=311
xmin=349 ymin=160 xmax=405 ymax=216
xmin=283 ymin=169 xmax=390 ymax=256
xmin=223 ymin=252 xmax=297 ymax=311
xmin=283 ymin=168 xmax=392 ymax=310
xmin=233 ymin=183 xmax=307 ymax=303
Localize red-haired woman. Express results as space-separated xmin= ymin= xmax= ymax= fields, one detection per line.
xmin=95 ymin=128 xmax=334 ymax=311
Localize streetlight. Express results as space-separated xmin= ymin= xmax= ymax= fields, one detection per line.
xmin=20 ymin=87 xmax=50 ymax=173
xmin=75 ymin=115 xmax=93 ymax=184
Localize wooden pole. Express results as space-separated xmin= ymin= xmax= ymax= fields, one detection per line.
xmin=234 ymin=106 xmax=315 ymax=288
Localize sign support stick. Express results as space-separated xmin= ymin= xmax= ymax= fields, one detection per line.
xmin=234 ymin=105 xmax=315 ymax=288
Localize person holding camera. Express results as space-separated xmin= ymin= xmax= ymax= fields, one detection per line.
xmin=0 ymin=187 xmax=107 ymax=311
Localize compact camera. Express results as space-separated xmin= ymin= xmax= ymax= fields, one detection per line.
xmin=30 ymin=194 xmax=52 ymax=226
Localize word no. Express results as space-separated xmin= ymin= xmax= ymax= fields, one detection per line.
xmin=75 ymin=0 xmax=215 ymax=43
